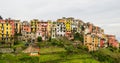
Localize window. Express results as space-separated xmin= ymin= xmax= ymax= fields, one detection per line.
xmin=53 ymin=35 xmax=54 ymax=37
xmin=2 ymin=35 xmax=3 ymax=37
xmin=6 ymin=31 xmax=8 ymax=34
xmin=7 ymin=23 xmax=8 ymax=26
xmin=2 ymin=38 xmax=4 ymax=40
xmin=16 ymin=23 xmax=18 ymax=26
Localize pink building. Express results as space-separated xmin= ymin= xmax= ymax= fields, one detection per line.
xmin=107 ymin=35 xmax=119 ymax=48
xmin=86 ymin=22 xmax=93 ymax=33
xmin=100 ymin=39 xmax=105 ymax=48
xmin=7 ymin=19 xmax=15 ymax=36
xmin=112 ymin=40 xmax=119 ymax=48
xmin=22 ymin=25 xmax=31 ymax=32
xmin=36 ymin=22 xmax=42 ymax=39
xmin=36 ymin=21 xmax=48 ymax=40
xmin=89 ymin=24 xmax=93 ymax=33
xmin=21 ymin=21 xmax=31 ymax=32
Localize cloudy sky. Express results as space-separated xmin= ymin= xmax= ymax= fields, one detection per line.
xmin=0 ymin=0 xmax=120 ymax=41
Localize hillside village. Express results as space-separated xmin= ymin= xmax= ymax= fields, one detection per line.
xmin=0 ymin=16 xmax=119 ymax=52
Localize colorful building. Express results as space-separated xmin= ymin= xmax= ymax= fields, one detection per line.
xmin=7 ymin=19 xmax=15 ymax=36
xmin=14 ymin=20 xmax=21 ymax=34
xmin=92 ymin=34 xmax=99 ymax=51
xmin=51 ymin=22 xmax=57 ymax=38
xmin=86 ymin=22 xmax=93 ymax=33
xmin=84 ymin=33 xmax=99 ymax=51
xmin=107 ymin=35 xmax=119 ymax=48
xmin=30 ymin=19 xmax=38 ymax=33
xmin=36 ymin=21 xmax=42 ymax=40
xmin=21 ymin=21 xmax=31 ymax=33
xmin=0 ymin=18 xmax=14 ymax=47
xmin=56 ymin=19 xmax=66 ymax=37
xmin=21 ymin=21 xmax=32 ymax=42
xmin=78 ymin=20 xmax=85 ymax=33
xmin=37 ymin=21 xmax=48 ymax=40
xmin=47 ymin=20 xmax=52 ymax=38
xmin=84 ymin=33 xmax=93 ymax=51
xmin=71 ymin=19 xmax=80 ymax=33
xmin=65 ymin=17 xmax=73 ymax=32
xmin=0 ymin=17 xmax=119 ymax=51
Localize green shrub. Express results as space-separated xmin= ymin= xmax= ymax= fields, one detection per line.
xmin=74 ymin=32 xmax=84 ymax=43
xmin=90 ymin=50 xmax=115 ymax=63
xmin=37 ymin=36 xmax=42 ymax=42
xmin=19 ymin=56 xmax=39 ymax=63
xmin=64 ymin=45 xmax=75 ymax=54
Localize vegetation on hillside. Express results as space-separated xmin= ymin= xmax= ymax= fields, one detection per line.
xmin=0 ymin=34 xmax=120 ymax=63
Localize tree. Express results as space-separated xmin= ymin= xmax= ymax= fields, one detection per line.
xmin=37 ymin=36 xmax=42 ymax=42
xmin=14 ymin=33 xmax=22 ymax=45
xmin=74 ymin=32 xmax=84 ymax=43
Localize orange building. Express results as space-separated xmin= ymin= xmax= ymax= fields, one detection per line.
xmin=21 ymin=21 xmax=31 ymax=33
xmin=84 ymin=33 xmax=99 ymax=51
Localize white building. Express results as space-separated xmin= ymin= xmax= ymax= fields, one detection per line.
xmin=56 ymin=19 xmax=66 ymax=37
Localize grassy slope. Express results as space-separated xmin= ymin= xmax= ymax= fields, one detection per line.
xmin=0 ymin=46 xmax=119 ymax=63
xmin=0 ymin=46 xmax=100 ymax=63
xmin=40 ymin=46 xmax=100 ymax=63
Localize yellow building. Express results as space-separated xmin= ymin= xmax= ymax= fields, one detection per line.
xmin=30 ymin=19 xmax=38 ymax=33
xmin=84 ymin=33 xmax=93 ymax=51
xmin=0 ymin=19 xmax=15 ymax=48
xmin=14 ymin=20 xmax=21 ymax=34
xmin=65 ymin=17 xmax=73 ymax=31
xmin=93 ymin=35 xmax=99 ymax=51
xmin=47 ymin=20 xmax=52 ymax=37
xmin=84 ymin=33 xmax=99 ymax=51
xmin=0 ymin=22 xmax=12 ymax=42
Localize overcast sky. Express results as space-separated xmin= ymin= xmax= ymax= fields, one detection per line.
xmin=0 ymin=0 xmax=120 ymax=41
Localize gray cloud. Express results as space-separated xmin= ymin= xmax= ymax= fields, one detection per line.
xmin=0 ymin=0 xmax=120 ymax=41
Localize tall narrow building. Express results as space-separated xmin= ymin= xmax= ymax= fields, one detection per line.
xmin=51 ymin=22 xmax=57 ymax=38
xmin=14 ymin=20 xmax=21 ymax=34
xmin=56 ymin=18 xmax=66 ymax=37
xmin=30 ymin=19 xmax=38 ymax=33
xmin=47 ymin=20 xmax=52 ymax=38
xmin=0 ymin=18 xmax=14 ymax=47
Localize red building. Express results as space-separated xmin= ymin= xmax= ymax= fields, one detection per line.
xmin=7 ymin=19 xmax=15 ymax=36
xmin=100 ymin=39 xmax=105 ymax=48
xmin=107 ymin=35 xmax=119 ymax=48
